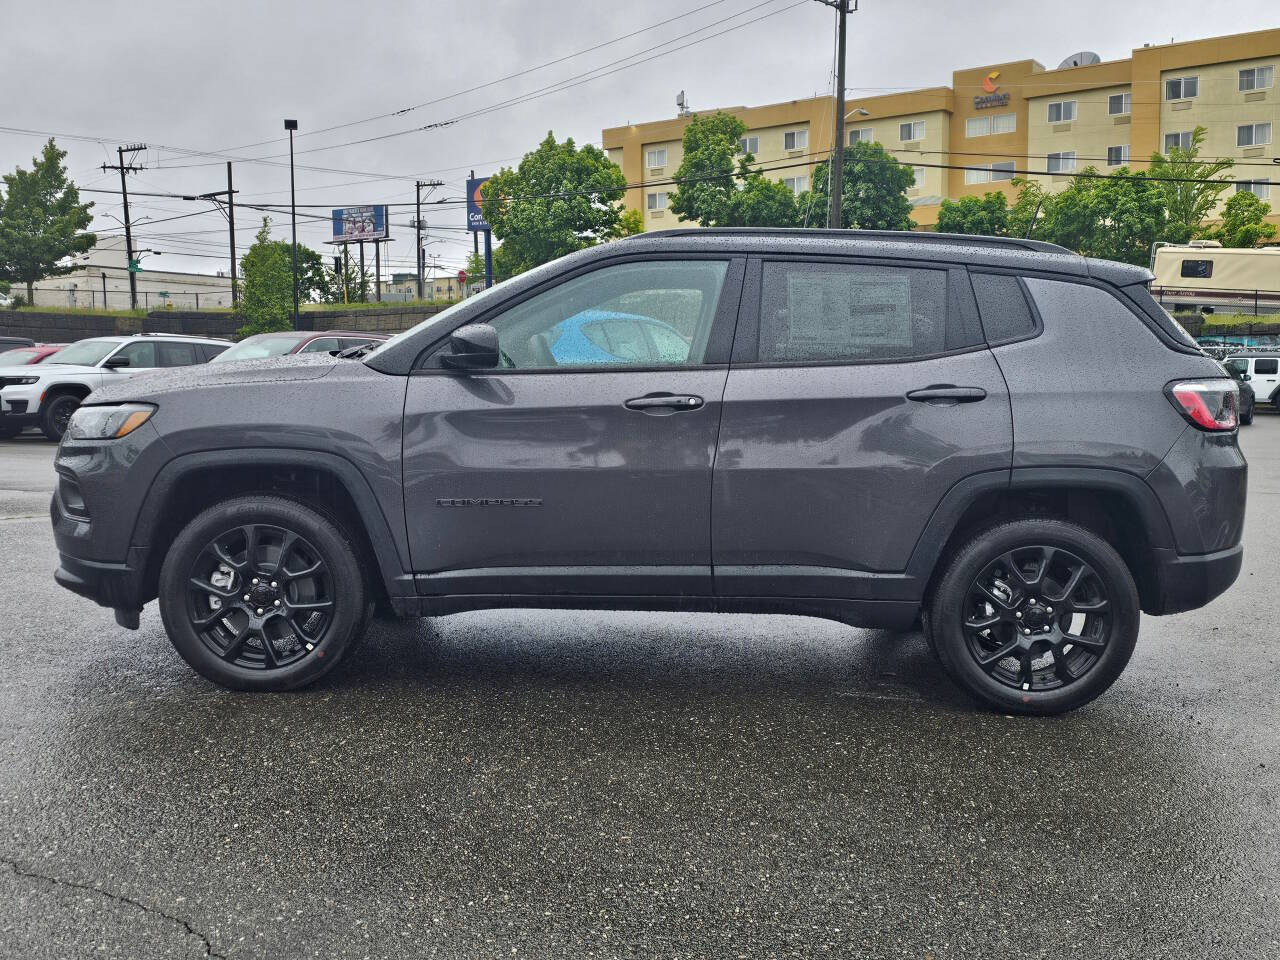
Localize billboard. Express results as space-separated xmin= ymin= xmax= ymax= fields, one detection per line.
xmin=331 ymin=205 xmax=388 ymax=243
xmin=466 ymin=177 xmax=491 ymax=232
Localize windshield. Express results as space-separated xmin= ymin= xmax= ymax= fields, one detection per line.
xmin=45 ymin=339 xmax=119 ymax=367
xmin=0 ymin=347 xmax=42 ymax=365
xmin=211 ymin=333 xmax=308 ymax=363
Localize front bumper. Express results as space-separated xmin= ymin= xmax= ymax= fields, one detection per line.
xmin=1144 ymin=543 xmax=1243 ymax=615
xmin=0 ymin=385 xmax=38 ymax=427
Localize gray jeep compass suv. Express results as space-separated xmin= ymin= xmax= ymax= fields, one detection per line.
xmin=50 ymin=230 xmax=1246 ymax=714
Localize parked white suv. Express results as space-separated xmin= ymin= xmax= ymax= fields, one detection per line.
xmin=0 ymin=334 xmax=231 ymax=440
xmin=1224 ymin=353 xmax=1280 ymax=412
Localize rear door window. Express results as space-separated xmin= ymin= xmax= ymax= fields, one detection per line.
xmin=157 ymin=341 xmax=200 ymax=367
xmin=757 ymin=261 xmax=953 ymax=363
xmin=970 ymin=273 xmax=1038 ymax=344
xmin=1255 ymin=358 xmax=1278 ymax=375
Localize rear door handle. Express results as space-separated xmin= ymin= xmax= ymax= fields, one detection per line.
xmin=906 ymin=385 xmax=988 ymax=405
xmin=624 ymin=393 xmax=704 ymax=412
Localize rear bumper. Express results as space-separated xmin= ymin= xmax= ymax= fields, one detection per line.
xmin=1144 ymin=543 xmax=1243 ymax=616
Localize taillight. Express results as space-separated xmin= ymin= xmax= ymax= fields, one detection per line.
xmin=1166 ymin=379 xmax=1238 ymax=432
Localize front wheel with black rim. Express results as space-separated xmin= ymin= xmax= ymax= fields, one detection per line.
xmin=928 ymin=518 xmax=1140 ymax=715
xmin=158 ymin=495 xmax=367 ymax=691
xmin=40 ymin=393 xmax=81 ymax=441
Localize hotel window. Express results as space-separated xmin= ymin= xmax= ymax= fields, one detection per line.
xmin=783 ymin=129 xmax=808 ymax=151
xmin=964 ymin=166 xmax=990 ymax=185
xmin=990 ymin=161 xmax=1015 ymax=181
xmin=1046 ymin=100 xmax=1077 ymax=123
xmin=1164 ymin=130 xmax=1193 ymax=152
xmin=1047 ymin=151 xmax=1076 ymax=174
xmin=1107 ymin=145 xmax=1130 ymax=166
xmin=1239 ymin=66 xmax=1274 ymax=91
xmin=1237 ymin=122 xmax=1273 ymax=147
xmin=911 ymin=166 xmax=927 ymax=187
xmin=992 ymin=113 xmax=1016 ymax=134
xmin=645 ymin=148 xmax=667 ymax=168
xmin=899 ymin=120 xmax=926 ymax=142
xmin=1236 ymin=180 xmax=1271 ymax=200
xmin=1108 ymin=92 xmax=1132 ymax=116
xmin=782 ymin=176 xmax=808 ymax=195
xmin=737 ymin=136 xmax=759 ymax=155
xmin=966 ymin=116 xmax=990 ymax=138
xmin=646 ymin=191 xmax=668 ymax=211
xmin=848 ymin=126 xmax=874 ymax=145
xmin=1164 ymin=76 xmax=1198 ymax=100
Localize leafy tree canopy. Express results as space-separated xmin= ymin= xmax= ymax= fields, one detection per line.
xmin=669 ymin=111 xmax=801 ymax=228
xmin=1148 ymin=126 xmax=1234 ymax=243
xmin=802 ymin=140 xmax=915 ymax=230
xmin=0 ymin=138 xmax=95 ymax=301
xmin=1197 ymin=190 xmax=1277 ymax=248
xmin=480 ymin=132 xmax=627 ymax=276
xmin=935 ymin=193 xmax=1010 ymax=236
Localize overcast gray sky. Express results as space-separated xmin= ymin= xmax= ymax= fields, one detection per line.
xmin=1 ymin=0 xmax=1274 ymax=276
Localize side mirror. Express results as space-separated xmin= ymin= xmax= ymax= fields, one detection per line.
xmin=441 ymin=323 xmax=499 ymax=370
xmin=103 ymin=355 xmax=130 ymax=369
xmin=1241 ymin=374 xmax=1251 ymax=382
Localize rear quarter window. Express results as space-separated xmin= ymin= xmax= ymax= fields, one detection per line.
xmin=1256 ymin=358 xmax=1279 ymax=376
xmin=970 ymin=273 xmax=1037 ymax=344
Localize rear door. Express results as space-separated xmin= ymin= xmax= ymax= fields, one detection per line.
xmin=712 ymin=256 xmax=1012 ymax=599
xmin=402 ymin=255 xmax=744 ymax=598
xmin=1250 ymin=356 xmax=1280 ymax=404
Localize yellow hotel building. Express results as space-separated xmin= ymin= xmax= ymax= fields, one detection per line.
xmin=603 ymin=27 xmax=1280 ymax=232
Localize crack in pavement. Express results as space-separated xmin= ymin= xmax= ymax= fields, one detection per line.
xmin=0 ymin=855 xmax=226 ymax=960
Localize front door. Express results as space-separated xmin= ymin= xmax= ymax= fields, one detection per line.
xmin=712 ymin=256 xmax=1013 ymax=599
xmin=402 ymin=256 xmax=743 ymax=598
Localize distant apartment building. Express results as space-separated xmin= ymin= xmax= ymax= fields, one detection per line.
xmin=603 ymin=27 xmax=1280 ymax=231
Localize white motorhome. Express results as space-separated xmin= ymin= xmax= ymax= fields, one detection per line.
xmin=1151 ymin=241 xmax=1280 ymax=315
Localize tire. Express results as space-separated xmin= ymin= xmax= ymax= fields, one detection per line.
xmin=1240 ymin=399 xmax=1253 ymax=425
xmin=158 ymin=494 xmax=368 ymax=691
xmin=40 ymin=393 xmax=81 ymax=441
xmin=928 ymin=518 xmax=1139 ymax=715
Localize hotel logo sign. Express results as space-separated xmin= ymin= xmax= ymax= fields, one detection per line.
xmin=973 ymin=71 xmax=1010 ymax=109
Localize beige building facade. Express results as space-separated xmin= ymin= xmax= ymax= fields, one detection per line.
xmin=602 ymin=28 xmax=1280 ymax=231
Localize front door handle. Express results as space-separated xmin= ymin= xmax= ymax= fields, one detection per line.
xmin=906 ymin=385 xmax=988 ymax=405
xmin=624 ymin=393 xmax=704 ymax=413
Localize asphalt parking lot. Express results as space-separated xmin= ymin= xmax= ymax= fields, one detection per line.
xmin=1 ymin=422 xmax=1277 ymax=960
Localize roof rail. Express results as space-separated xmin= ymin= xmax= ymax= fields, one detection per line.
xmin=635 ymin=227 xmax=1076 ymax=257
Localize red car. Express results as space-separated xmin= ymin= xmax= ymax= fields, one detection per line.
xmin=211 ymin=330 xmax=388 ymax=364
xmin=0 ymin=343 xmax=64 ymax=366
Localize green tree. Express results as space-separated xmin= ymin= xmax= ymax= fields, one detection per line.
xmin=1148 ymin=126 xmax=1234 ymax=243
xmin=464 ymin=250 xmax=485 ymax=281
xmin=320 ymin=251 xmax=372 ymax=303
xmin=1018 ymin=169 xmax=1167 ymax=266
xmin=801 ymin=140 xmax=915 ymax=230
xmin=1198 ymin=190 xmax=1277 ymax=248
xmin=238 ymin=218 xmax=295 ymax=336
xmin=668 ymin=111 xmax=800 ymax=228
xmin=480 ymin=132 xmax=627 ymax=276
xmin=0 ymin=139 xmax=95 ymax=302
xmin=935 ymin=192 xmax=1010 ymax=235
xmin=610 ymin=208 xmax=644 ymax=238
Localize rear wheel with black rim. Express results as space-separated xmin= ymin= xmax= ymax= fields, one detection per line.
xmin=158 ymin=495 xmax=367 ymax=691
xmin=928 ymin=518 xmax=1139 ymax=715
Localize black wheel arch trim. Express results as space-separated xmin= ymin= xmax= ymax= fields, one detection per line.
xmin=905 ymin=466 xmax=1177 ymax=588
xmin=129 ymin=448 xmax=415 ymax=598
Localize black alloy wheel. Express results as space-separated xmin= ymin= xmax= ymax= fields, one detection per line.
xmin=962 ymin=545 xmax=1111 ymax=693
xmin=186 ymin=523 xmax=335 ymax=670
xmin=928 ymin=518 xmax=1140 ymax=715
xmin=41 ymin=394 xmax=81 ymax=441
xmin=158 ymin=495 xmax=367 ymax=691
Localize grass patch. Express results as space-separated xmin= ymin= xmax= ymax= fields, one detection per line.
xmin=8 ymin=304 xmax=148 ymax=318
xmin=1177 ymin=312 xmax=1280 ymax=328
xmin=300 ymin=299 xmax=455 ymax=312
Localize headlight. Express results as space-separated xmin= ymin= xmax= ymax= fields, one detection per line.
xmin=0 ymin=376 xmax=39 ymax=387
xmin=65 ymin=403 xmax=156 ymax=440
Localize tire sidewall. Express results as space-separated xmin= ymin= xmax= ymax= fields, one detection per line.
xmin=159 ymin=495 xmax=366 ymax=691
xmin=930 ymin=520 xmax=1140 ymax=715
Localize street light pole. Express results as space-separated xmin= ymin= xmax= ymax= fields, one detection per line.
xmin=284 ymin=119 xmax=299 ymax=325
xmin=827 ymin=0 xmax=851 ymax=229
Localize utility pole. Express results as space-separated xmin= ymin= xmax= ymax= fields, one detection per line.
xmin=191 ymin=162 xmax=239 ymax=308
xmin=284 ymin=119 xmax=299 ymax=324
xmin=415 ymin=181 xmax=424 ymax=300
xmin=814 ymin=0 xmax=856 ymax=229
xmin=101 ymin=145 xmax=145 ymax=310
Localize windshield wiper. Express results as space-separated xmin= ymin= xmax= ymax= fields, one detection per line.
xmin=334 ymin=343 xmax=375 ymax=359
